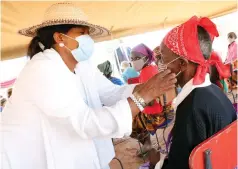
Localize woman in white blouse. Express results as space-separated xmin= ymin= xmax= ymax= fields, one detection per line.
xmin=0 ymin=3 xmax=176 ymax=169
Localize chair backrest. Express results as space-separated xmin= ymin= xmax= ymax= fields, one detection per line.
xmin=127 ymin=77 xmax=140 ymax=84
xmin=189 ymin=120 xmax=237 ymax=169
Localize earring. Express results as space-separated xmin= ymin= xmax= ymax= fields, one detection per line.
xmin=59 ymin=43 xmax=64 ymax=47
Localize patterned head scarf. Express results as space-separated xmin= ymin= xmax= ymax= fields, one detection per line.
xmin=163 ymin=16 xmax=230 ymax=85
xmin=131 ymin=43 xmax=155 ymax=64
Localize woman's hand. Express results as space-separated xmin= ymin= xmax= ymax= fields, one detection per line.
xmin=136 ymin=69 xmax=176 ymax=105
xmin=148 ymin=148 xmax=161 ymax=167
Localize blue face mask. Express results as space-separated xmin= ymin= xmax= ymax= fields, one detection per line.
xmin=61 ymin=34 xmax=94 ymax=62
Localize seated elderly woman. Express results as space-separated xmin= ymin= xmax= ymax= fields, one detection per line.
xmin=149 ymin=16 xmax=236 ymax=169
xmin=130 ymin=43 xmax=175 ymax=156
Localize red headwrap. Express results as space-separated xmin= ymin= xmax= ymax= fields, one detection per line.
xmin=210 ymin=51 xmax=231 ymax=78
xmin=163 ymin=16 xmax=230 ymax=85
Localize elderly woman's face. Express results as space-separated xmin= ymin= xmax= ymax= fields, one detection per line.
xmin=160 ymin=43 xmax=181 ymax=74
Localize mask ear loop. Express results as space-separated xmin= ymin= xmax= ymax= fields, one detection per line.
xmin=60 ymin=33 xmax=79 ymax=49
xmin=60 ymin=33 xmax=76 ymax=41
xmin=175 ymin=70 xmax=182 ymax=77
xmin=166 ymin=56 xmax=181 ymax=66
xmin=158 ymin=56 xmax=181 ymax=73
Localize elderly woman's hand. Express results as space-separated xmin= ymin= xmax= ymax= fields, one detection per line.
xmin=148 ymin=148 xmax=161 ymax=168
xmin=135 ymin=69 xmax=177 ymax=105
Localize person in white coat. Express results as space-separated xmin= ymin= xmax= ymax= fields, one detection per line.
xmin=76 ymin=60 xmax=125 ymax=169
xmin=0 ymin=2 xmax=177 ymax=169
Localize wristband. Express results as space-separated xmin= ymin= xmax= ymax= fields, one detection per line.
xmin=134 ymin=92 xmax=147 ymax=107
xmin=130 ymin=94 xmax=144 ymax=112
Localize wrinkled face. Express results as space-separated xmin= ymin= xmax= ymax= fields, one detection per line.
xmin=159 ymin=42 xmax=192 ymax=87
xmin=54 ymin=26 xmax=90 ymax=50
xmin=159 ymin=42 xmax=182 ymax=75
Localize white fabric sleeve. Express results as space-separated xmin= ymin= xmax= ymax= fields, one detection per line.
xmin=95 ymin=69 xmax=136 ymax=106
xmin=31 ymin=61 xmax=132 ymax=139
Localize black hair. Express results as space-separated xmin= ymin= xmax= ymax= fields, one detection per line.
xmin=197 ymin=26 xmax=212 ymax=60
xmin=27 ymin=24 xmax=87 ymax=59
xmin=228 ymin=32 xmax=237 ymax=39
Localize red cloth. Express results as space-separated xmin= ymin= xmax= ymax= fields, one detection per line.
xmin=127 ymin=77 xmax=140 ymax=84
xmin=139 ymin=65 xmax=158 ymax=83
xmin=139 ymin=65 xmax=163 ymax=114
xmin=210 ymin=51 xmax=231 ymax=79
xmin=163 ymin=16 xmax=230 ymax=85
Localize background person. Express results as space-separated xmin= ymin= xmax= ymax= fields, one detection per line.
xmin=97 ymin=60 xmax=124 ymax=86
xmin=120 ymin=60 xmax=139 ymax=83
xmin=130 ymin=43 xmax=175 ymax=156
xmin=225 ymin=32 xmax=237 ymax=90
xmin=225 ymin=32 xmax=237 ymax=65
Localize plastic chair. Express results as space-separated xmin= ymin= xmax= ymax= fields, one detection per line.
xmin=189 ymin=120 xmax=238 ymax=169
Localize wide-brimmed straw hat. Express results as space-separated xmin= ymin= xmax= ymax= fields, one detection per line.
xmin=18 ymin=2 xmax=110 ymax=38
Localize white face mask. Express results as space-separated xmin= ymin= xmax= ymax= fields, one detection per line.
xmin=131 ymin=57 xmax=148 ymax=72
xmin=61 ymin=34 xmax=95 ymax=62
xmin=158 ymin=56 xmax=182 ymax=77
